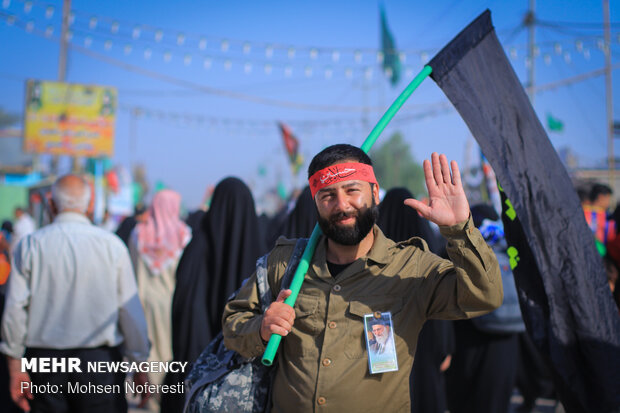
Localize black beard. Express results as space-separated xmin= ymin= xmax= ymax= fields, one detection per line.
xmin=317 ymin=199 xmax=379 ymax=246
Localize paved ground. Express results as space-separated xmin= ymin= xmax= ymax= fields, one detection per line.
xmin=128 ymin=394 xmax=564 ymax=413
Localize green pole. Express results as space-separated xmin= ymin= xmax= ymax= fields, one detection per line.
xmin=262 ymin=65 xmax=433 ymax=366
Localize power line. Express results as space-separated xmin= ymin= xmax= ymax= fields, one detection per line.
xmin=2 ymin=7 xmax=617 ymax=119
xmin=5 ymin=1 xmax=619 ymax=71
xmin=533 ymin=63 xmax=620 ymax=93
xmin=71 ymin=43 xmax=430 ymax=112
xmin=537 ymin=18 xmax=620 ymax=29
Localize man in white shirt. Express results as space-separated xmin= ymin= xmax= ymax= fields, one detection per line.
xmin=10 ymin=207 xmax=35 ymax=250
xmin=1 ymin=174 xmax=151 ymax=413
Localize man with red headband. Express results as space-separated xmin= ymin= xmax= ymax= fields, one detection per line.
xmin=223 ymin=144 xmax=502 ymax=412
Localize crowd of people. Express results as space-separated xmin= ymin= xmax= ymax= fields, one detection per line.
xmin=0 ymin=144 xmax=618 ymax=413
xmin=578 ymin=182 xmax=620 ymax=306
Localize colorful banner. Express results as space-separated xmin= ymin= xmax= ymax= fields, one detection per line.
xmin=23 ymin=80 xmax=117 ymax=157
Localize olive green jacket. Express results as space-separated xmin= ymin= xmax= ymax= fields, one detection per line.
xmin=222 ymin=216 xmax=502 ymax=413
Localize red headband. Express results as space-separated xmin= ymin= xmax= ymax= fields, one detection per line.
xmin=309 ymin=162 xmax=378 ymax=198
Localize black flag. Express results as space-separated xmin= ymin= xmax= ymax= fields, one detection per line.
xmin=429 ymin=10 xmax=620 ymax=412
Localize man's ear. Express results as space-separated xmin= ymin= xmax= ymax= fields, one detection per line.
xmin=48 ymin=198 xmax=58 ymax=217
xmin=86 ymin=180 xmax=95 ymax=217
xmin=86 ymin=197 xmax=95 ymax=218
xmin=372 ymin=183 xmax=380 ymax=205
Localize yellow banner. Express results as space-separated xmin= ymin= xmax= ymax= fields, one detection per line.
xmin=23 ymin=80 xmax=117 ymax=157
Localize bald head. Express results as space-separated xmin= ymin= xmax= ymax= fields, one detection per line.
xmin=51 ymin=174 xmax=91 ymax=214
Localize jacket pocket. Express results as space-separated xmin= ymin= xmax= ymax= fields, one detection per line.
xmin=292 ymin=293 xmax=321 ymax=335
xmin=286 ymin=293 xmax=321 ymax=358
xmin=344 ymin=296 xmax=403 ymax=359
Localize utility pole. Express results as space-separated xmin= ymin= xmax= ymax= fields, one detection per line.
xmin=604 ymin=0 xmax=614 ymax=189
xmin=58 ymin=0 xmax=81 ymax=173
xmin=58 ymin=0 xmax=70 ymax=82
xmin=525 ymin=0 xmax=536 ymax=103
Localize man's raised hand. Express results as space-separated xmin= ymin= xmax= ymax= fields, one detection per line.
xmin=404 ymin=152 xmax=470 ymax=227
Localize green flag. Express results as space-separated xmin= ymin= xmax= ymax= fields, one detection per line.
xmin=547 ymin=113 xmax=564 ymax=132
xmin=380 ymin=6 xmax=401 ymax=86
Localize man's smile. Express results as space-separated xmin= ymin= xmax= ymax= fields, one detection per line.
xmin=335 ymin=216 xmax=356 ymax=225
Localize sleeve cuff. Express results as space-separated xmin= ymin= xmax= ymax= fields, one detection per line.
xmin=227 ymin=315 xmax=267 ymax=358
xmin=249 ymin=325 xmax=267 ymax=357
xmin=123 ymin=350 xmax=149 ymax=363
xmin=438 ymin=214 xmax=473 ymax=237
xmin=0 ymin=343 xmax=24 ymax=360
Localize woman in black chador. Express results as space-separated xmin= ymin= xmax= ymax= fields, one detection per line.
xmin=161 ymin=177 xmax=266 ymax=413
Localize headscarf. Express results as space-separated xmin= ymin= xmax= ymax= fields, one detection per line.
xmin=134 ymin=189 xmax=191 ymax=275
xmin=204 ymin=177 xmax=266 ymax=334
xmin=170 ymin=177 xmax=264 ymax=362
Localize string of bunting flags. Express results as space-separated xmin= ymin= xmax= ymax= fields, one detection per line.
xmin=2 ymin=0 xmax=619 ymax=82
xmin=0 ymin=4 xmax=616 ymax=128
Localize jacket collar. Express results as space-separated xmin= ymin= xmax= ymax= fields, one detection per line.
xmin=365 ymin=225 xmax=394 ymax=265
xmin=310 ymin=225 xmax=394 ymax=282
xmin=53 ymin=212 xmax=92 ymax=225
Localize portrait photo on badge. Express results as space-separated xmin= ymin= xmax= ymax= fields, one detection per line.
xmin=364 ymin=312 xmax=398 ymax=374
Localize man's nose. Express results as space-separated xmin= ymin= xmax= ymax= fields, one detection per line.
xmin=334 ymin=192 xmax=351 ymax=211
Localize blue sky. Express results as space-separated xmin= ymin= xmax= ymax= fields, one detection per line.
xmin=1 ymin=0 xmax=619 ymax=209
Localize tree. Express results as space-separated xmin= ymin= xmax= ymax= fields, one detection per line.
xmin=370 ymin=132 xmax=425 ymax=197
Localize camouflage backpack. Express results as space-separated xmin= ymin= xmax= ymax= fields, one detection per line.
xmin=184 ymin=238 xmax=308 ymax=413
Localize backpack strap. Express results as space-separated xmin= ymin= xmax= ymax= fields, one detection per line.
xmin=255 ymin=238 xmax=308 ymax=312
xmin=281 ymin=238 xmax=308 ymax=291
xmin=255 ymin=254 xmax=271 ymax=313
